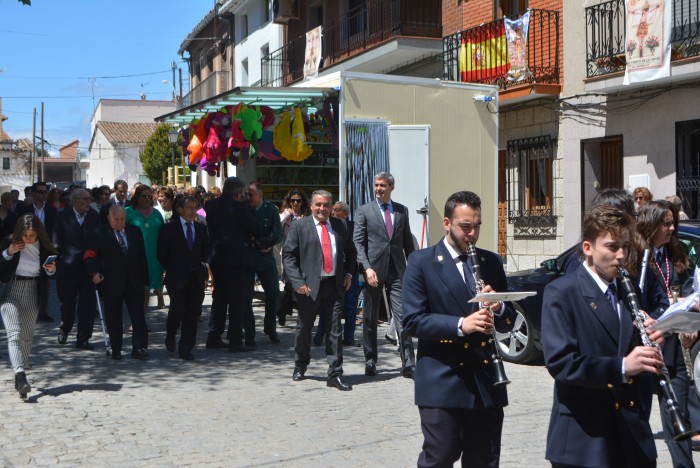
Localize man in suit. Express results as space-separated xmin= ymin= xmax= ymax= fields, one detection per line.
xmin=245 ymin=182 xmax=283 ymax=344
xmin=55 ymin=188 xmax=101 ymax=350
xmin=86 ymin=204 xmax=149 ymax=360
xmin=542 ymin=204 xmax=664 ymax=468
xmin=99 ymin=180 xmax=128 ymax=224
xmin=17 ymin=181 xmax=57 ymax=322
xmin=157 ymin=196 xmax=209 ymax=361
xmin=354 ymin=172 xmax=415 ymax=378
xmin=402 ymin=191 xmax=517 ymax=467
xmin=205 ymin=176 xmax=262 ymax=352
xmin=283 ymin=190 xmax=356 ymax=391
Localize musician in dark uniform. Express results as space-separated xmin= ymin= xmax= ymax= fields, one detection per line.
xmin=542 ymin=204 xmax=665 ymax=468
xmin=403 ymin=191 xmax=515 ymax=467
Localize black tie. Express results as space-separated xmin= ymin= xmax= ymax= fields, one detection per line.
xmin=606 ymin=282 xmax=620 ymax=338
xmin=458 ymin=254 xmax=476 ymax=297
xmin=656 ymin=249 xmax=664 ymax=268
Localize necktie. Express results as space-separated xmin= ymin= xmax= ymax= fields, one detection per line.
xmin=116 ymin=230 xmax=127 ymax=255
xmin=656 ymin=249 xmax=664 ymax=268
xmin=186 ymin=222 xmax=194 ymax=251
xmin=606 ymin=282 xmax=620 ymax=338
xmin=382 ymin=203 xmax=393 ymax=238
xmin=458 ymin=254 xmax=477 ymax=298
xmin=320 ymin=221 xmax=333 ymax=274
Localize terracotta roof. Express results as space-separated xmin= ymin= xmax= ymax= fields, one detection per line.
xmin=0 ymin=128 xmax=10 ymax=142
xmin=96 ymin=121 xmax=159 ymax=145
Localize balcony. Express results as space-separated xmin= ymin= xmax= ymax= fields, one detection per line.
xmin=443 ymin=9 xmax=560 ymax=100
xmin=178 ymin=71 xmax=230 ymax=110
xmin=586 ymin=0 xmax=700 ymax=78
xmin=261 ymin=0 xmax=442 ymax=87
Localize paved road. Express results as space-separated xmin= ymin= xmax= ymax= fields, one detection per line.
xmin=0 ymin=287 xmax=684 ymax=466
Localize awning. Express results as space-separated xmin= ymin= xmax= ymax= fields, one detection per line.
xmin=155 ymin=86 xmax=338 ymax=124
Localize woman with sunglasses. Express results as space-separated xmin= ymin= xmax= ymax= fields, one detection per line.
xmin=126 ymin=185 xmax=165 ymax=310
xmin=0 ymin=214 xmax=57 ymax=399
xmin=90 ymin=185 xmax=112 ymax=213
xmin=277 ymin=189 xmax=311 ymax=325
xmin=633 ymin=186 xmax=653 ymax=211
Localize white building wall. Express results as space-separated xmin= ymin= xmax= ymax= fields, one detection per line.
xmin=90 ymin=100 xmax=176 ymax=137
xmin=86 ymin=130 xmax=146 ymax=188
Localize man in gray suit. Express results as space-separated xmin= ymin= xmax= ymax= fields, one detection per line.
xmin=354 ymin=172 xmax=416 ymax=378
xmin=282 ymin=190 xmax=356 ymax=391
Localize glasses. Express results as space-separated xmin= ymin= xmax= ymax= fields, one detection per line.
xmin=74 ymin=197 xmax=90 ymax=201
xmin=290 ymin=199 xmax=302 ymax=204
xmin=634 ymin=196 xmax=645 ymax=201
xmin=34 ymin=190 xmax=47 ymax=195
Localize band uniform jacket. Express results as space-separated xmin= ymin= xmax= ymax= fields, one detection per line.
xmin=402 ymin=239 xmax=516 ymax=409
xmin=353 ymin=200 xmax=414 ymax=280
xmin=282 ymin=216 xmax=356 ymax=301
xmin=157 ymin=220 xmax=209 ymax=292
xmin=85 ymin=224 xmax=149 ymax=296
xmin=542 ymin=263 xmax=656 ymax=467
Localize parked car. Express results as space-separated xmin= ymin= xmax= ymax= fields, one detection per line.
xmin=501 ymin=221 xmax=700 ymax=364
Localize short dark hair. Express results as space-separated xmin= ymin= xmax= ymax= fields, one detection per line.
xmin=114 ymin=179 xmax=128 ymax=190
xmin=31 ymin=181 xmax=47 ymax=192
xmin=444 ymin=191 xmax=481 ymax=219
xmin=178 ymin=195 xmax=198 ymax=209
xmin=222 ymin=177 xmax=246 ymax=197
xmin=582 ymin=204 xmax=634 ymax=244
xmin=591 ymin=189 xmax=635 ymax=217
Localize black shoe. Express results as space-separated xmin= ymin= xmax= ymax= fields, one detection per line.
xmin=269 ymin=332 xmax=280 ymax=344
xmin=57 ymin=330 xmax=68 ymax=345
xmin=165 ymin=335 xmax=176 ymax=352
xmin=244 ymin=339 xmax=257 ymax=349
xmin=292 ymin=367 xmax=306 ymax=381
xmin=76 ymin=341 xmax=95 ymax=351
xmin=179 ymin=350 xmax=195 ymax=361
xmin=365 ymin=362 xmax=377 ymax=376
xmin=131 ymin=348 xmax=149 ymax=360
xmin=277 ymin=313 xmax=286 ymax=327
xmin=15 ymin=371 xmax=30 ymax=398
xmin=692 ymin=439 xmax=700 ymax=452
xmin=385 ymin=333 xmax=397 ymax=345
xmin=37 ymin=314 xmax=53 ymax=323
xmin=342 ymin=338 xmax=359 ymax=347
xmin=111 ymin=350 xmax=122 ymax=360
xmin=205 ymin=338 xmax=228 ymax=349
xmin=229 ymin=344 xmax=255 ymax=353
xmin=327 ymin=375 xmax=352 ymax=391
xmin=402 ymin=365 xmax=415 ymax=380
xmin=313 ymin=335 xmax=323 ymax=346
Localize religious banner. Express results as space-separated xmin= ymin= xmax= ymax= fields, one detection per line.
xmin=504 ymin=11 xmax=532 ymax=83
xmin=623 ymin=0 xmax=671 ymax=85
xmin=304 ymin=25 xmax=322 ymax=80
xmin=459 ymin=23 xmax=509 ymax=83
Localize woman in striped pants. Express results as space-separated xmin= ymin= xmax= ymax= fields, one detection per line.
xmin=0 ymin=214 xmax=56 ymax=400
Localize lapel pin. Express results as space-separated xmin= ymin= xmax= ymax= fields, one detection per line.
xmin=437 ymin=255 xmax=443 ymax=262
xmin=589 ymin=302 xmax=597 ymax=311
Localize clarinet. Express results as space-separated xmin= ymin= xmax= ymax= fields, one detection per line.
xmin=466 ymin=242 xmax=510 ymax=387
xmin=618 ymin=266 xmax=698 ymax=441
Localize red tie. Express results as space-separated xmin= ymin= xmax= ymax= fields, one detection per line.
xmin=320 ymin=221 xmax=333 ymax=274
xmin=383 ymin=203 xmax=393 ymax=238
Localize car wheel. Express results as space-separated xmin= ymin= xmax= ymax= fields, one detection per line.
xmin=495 ymin=303 xmax=540 ymax=364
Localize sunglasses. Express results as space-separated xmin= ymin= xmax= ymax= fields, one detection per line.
xmin=634 ymin=196 xmax=645 ymax=200
xmin=34 ymin=190 xmax=48 ymax=195
xmin=290 ymin=199 xmax=302 ymax=204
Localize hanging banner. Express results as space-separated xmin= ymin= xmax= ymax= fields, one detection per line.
xmin=623 ymin=0 xmax=670 ymax=85
xmin=504 ymin=11 xmax=532 ymax=83
xmin=304 ymin=25 xmax=322 ymax=80
xmin=460 ymin=24 xmax=509 ymax=82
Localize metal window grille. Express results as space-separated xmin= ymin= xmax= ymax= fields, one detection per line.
xmin=507 ymin=135 xmax=555 ymax=225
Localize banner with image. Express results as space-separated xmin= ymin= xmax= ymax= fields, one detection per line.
xmin=623 ymin=0 xmax=671 ymax=85
xmin=304 ymin=25 xmax=322 ymax=80
xmin=504 ymin=11 xmax=532 ymax=83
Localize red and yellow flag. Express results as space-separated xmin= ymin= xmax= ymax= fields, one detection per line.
xmin=459 ymin=24 xmax=509 ymax=83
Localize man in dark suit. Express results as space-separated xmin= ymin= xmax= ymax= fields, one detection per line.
xmin=86 ymin=204 xmax=149 ymax=360
xmin=402 ymin=191 xmax=517 ymax=467
xmin=17 ymin=181 xmax=57 ymax=322
xmin=542 ymin=204 xmax=664 ymax=468
xmin=99 ymin=180 xmax=129 ymax=224
xmin=55 ymin=188 xmax=101 ymax=349
xmin=282 ymin=190 xmax=356 ymax=391
xmin=205 ymin=176 xmax=262 ymax=352
xmin=245 ymin=182 xmax=283 ymax=344
xmin=157 ymin=196 xmax=209 ymax=361
xmin=354 ymin=172 xmax=415 ymax=378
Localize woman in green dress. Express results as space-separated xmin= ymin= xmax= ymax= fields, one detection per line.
xmin=126 ymin=184 xmax=165 ymax=310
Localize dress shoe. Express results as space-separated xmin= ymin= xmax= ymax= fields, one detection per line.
xmin=179 ymin=350 xmax=195 ymax=361
xmin=111 ymin=351 xmax=122 ymax=360
xmin=76 ymin=341 xmax=95 ymax=351
xmin=277 ymin=313 xmax=286 ymax=327
xmin=57 ymin=330 xmax=68 ymax=345
xmin=244 ymin=339 xmax=257 ymax=349
xmin=268 ymin=332 xmax=280 ymax=344
xmin=165 ymin=335 xmax=176 ymax=352
xmin=313 ymin=335 xmax=323 ymax=346
xmin=131 ymin=348 xmax=149 ymax=360
xmin=36 ymin=314 xmax=53 ymax=323
xmin=15 ymin=371 xmax=30 ymax=399
xmin=365 ymin=362 xmax=377 ymax=376
xmin=292 ymin=367 xmax=306 ymax=381
xmin=229 ymin=344 xmax=255 ymax=353
xmin=327 ymin=375 xmax=352 ymax=391
xmin=402 ymin=365 xmax=415 ymax=380
xmin=342 ymin=338 xmax=361 ymax=347
xmin=205 ymin=338 xmax=228 ymax=349
xmin=385 ymin=333 xmax=397 ymax=345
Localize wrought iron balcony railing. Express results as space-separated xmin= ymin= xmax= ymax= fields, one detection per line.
xmin=261 ymin=0 xmax=441 ymax=87
xmin=178 ymin=71 xmax=230 ymax=110
xmin=443 ymin=9 xmax=560 ymax=89
xmin=586 ymin=0 xmax=700 ymax=77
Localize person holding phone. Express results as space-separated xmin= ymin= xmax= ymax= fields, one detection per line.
xmin=0 ymin=214 xmax=57 ymax=400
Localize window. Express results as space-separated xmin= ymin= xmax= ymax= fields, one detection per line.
xmin=2 ymin=157 xmax=9 ymax=170
xmin=241 ymin=58 xmax=249 ymax=86
xmin=241 ymin=14 xmax=249 ymax=39
xmin=264 ymin=0 xmax=270 ymax=23
xmin=495 ymin=0 xmax=528 ymax=19
xmin=507 ymin=135 xmax=555 ymax=223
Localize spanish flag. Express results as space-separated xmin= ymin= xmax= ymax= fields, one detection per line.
xmin=459 ymin=24 xmax=509 ymax=83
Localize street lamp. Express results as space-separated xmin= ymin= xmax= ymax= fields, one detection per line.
xmin=167 ymin=127 xmax=179 ymax=185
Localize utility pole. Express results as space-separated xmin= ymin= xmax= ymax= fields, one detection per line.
xmin=40 ymin=101 xmax=45 ymax=182
xmin=31 ymin=107 xmax=36 ymax=182
xmin=171 ymin=61 xmax=177 ymax=101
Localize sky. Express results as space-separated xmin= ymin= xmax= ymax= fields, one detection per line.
xmin=0 ymin=0 xmax=215 ymax=155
